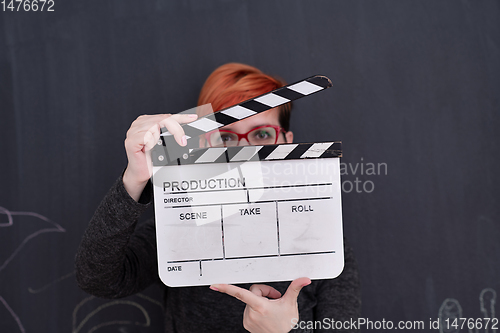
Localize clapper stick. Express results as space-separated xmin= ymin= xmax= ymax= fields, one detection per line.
xmin=155 ymin=75 xmax=332 ymax=164
xmin=152 ymin=142 xmax=342 ymax=167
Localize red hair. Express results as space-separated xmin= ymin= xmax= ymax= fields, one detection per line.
xmin=197 ymin=63 xmax=292 ymax=131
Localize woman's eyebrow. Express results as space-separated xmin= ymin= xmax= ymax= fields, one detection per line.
xmin=251 ymin=124 xmax=269 ymax=129
xmin=220 ymin=123 xmax=269 ymax=131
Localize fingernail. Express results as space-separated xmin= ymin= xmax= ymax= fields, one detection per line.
xmin=209 ymin=285 xmax=219 ymax=291
xmin=188 ymin=114 xmax=198 ymax=118
xmin=181 ymin=135 xmax=187 ymax=146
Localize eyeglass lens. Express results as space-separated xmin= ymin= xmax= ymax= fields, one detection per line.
xmin=209 ymin=127 xmax=278 ymax=147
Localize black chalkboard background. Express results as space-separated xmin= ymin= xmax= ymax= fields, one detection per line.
xmin=1 ymin=1 xmax=499 ymax=332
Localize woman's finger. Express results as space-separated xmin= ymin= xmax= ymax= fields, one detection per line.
xmin=159 ymin=117 xmax=187 ymax=147
xmin=133 ymin=113 xmax=196 ymax=150
xmin=161 ymin=113 xmax=198 ymax=146
xmin=210 ymin=284 xmax=266 ymax=310
xmin=282 ymin=277 xmax=311 ymax=305
xmin=249 ymin=284 xmax=282 ymax=299
xmin=169 ymin=113 xmax=198 ymax=124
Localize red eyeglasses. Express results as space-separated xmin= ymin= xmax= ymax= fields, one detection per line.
xmin=205 ymin=125 xmax=285 ymax=147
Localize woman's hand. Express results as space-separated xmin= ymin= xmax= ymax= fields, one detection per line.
xmin=210 ymin=277 xmax=311 ymax=333
xmin=122 ymin=113 xmax=198 ymax=201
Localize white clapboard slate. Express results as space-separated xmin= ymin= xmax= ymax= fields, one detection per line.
xmin=151 ymin=75 xmax=344 ymax=287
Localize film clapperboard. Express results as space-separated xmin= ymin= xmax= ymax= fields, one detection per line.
xmin=151 ymin=75 xmax=344 ymax=287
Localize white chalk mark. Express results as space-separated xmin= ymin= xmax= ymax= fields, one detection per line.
xmin=73 ymin=299 xmax=149 ymax=333
xmin=0 ymin=207 xmax=64 ymax=333
xmin=0 ymin=206 xmax=66 ymax=272
xmin=439 ymin=288 xmax=497 ymax=333
xmin=72 ymin=294 xmax=161 ymax=333
xmin=87 ymin=320 xmax=147 ymax=333
xmin=438 ymin=298 xmax=462 ymax=333
xmin=480 ymin=288 xmax=496 ymax=333
xmin=136 ymin=293 xmax=163 ymax=307
xmin=480 ymin=288 xmax=496 ymax=318
xmin=73 ymin=295 xmax=95 ymax=328
xmin=28 ymin=271 xmax=75 ymax=294
xmin=0 ymin=295 xmax=26 ymax=333
xmin=0 ymin=206 xmax=13 ymax=226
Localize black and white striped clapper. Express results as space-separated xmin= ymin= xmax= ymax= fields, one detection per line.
xmin=152 ymin=142 xmax=342 ymax=166
xmin=154 ymin=75 xmax=332 ymax=164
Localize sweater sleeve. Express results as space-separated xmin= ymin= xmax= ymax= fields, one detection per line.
xmin=313 ymin=237 xmax=362 ymax=333
xmin=75 ymin=175 xmax=158 ymax=299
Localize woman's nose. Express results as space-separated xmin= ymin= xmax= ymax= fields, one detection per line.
xmin=237 ymin=138 xmax=250 ymax=146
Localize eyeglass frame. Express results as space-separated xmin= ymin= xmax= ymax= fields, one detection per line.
xmin=204 ymin=125 xmax=286 ymax=147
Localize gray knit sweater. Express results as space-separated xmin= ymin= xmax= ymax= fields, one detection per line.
xmin=75 ymin=175 xmax=361 ymax=332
